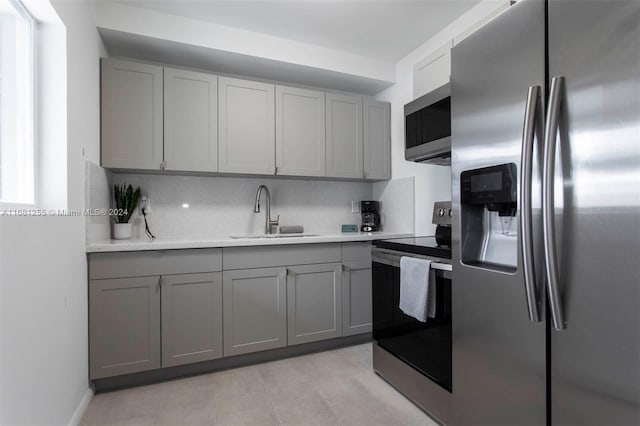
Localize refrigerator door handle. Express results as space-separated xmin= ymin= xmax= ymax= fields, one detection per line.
xmin=543 ymin=76 xmax=567 ymax=331
xmin=520 ymin=85 xmax=542 ymax=323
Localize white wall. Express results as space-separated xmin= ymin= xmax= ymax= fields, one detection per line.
xmin=374 ymin=0 xmax=510 ymax=235
xmin=0 ymin=1 xmax=104 ymax=424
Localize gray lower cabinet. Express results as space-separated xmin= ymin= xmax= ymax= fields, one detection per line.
xmin=161 ymin=272 xmax=223 ymax=367
xmin=223 ymin=267 xmax=288 ymax=356
xmin=88 ymin=244 xmax=372 ymax=380
xmin=342 ymin=261 xmax=373 ymax=336
xmin=287 ymin=263 xmax=343 ymax=345
xmin=89 ymin=276 xmax=161 ymax=380
xmin=89 ymin=249 xmax=222 ymax=379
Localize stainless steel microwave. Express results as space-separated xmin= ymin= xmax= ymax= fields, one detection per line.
xmin=404 ymin=83 xmax=451 ymax=165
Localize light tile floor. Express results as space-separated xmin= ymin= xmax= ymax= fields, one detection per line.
xmin=80 ymin=343 xmax=438 ymax=426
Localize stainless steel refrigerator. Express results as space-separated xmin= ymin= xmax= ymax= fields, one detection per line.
xmin=451 ymin=0 xmax=640 ymax=424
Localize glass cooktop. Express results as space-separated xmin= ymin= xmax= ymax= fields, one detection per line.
xmin=374 ymin=236 xmax=451 ymax=259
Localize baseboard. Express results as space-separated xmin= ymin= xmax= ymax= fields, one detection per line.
xmin=94 ymin=333 xmax=371 ymax=392
xmin=68 ymin=387 xmax=94 ymax=426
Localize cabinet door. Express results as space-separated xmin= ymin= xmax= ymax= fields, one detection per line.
xmin=101 ymin=59 xmax=163 ymax=170
xmin=342 ymin=261 xmax=373 ymax=336
xmin=363 ymin=99 xmax=391 ymax=180
xmin=413 ymin=41 xmax=452 ymax=99
xmin=325 ymin=93 xmax=363 ymax=178
xmin=89 ymin=276 xmax=161 ymax=379
xmin=218 ymin=77 xmax=275 ymax=174
xmin=161 ymin=272 xmax=223 ymax=367
xmin=287 ymin=263 xmax=342 ymax=345
xmin=275 ymin=85 xmax=325 ymax=177
xmin=223 ymin=267 xmax=287 ymax=356
xmin=164 ymin=68 xmax=218 ymax=172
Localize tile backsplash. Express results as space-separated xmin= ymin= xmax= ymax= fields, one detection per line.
xmin=85 ymin=161 xmax=113 ymax=242
xmin=86 ymin=161 xmax=380 ymax=241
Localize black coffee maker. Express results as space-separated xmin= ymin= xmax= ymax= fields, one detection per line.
xmin=361 ymin=201 xmax=380 ymax=232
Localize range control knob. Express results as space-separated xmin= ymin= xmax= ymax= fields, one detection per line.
xmin=448 ymin=209 xmax=453 ymax=217
xmin=438 ymin=208 xmax=446 ymax=217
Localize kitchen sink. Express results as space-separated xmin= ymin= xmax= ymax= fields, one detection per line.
xmin=229 ymin=233 xmax=319 ymax=239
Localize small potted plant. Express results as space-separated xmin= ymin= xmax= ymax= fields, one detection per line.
xmin=112 ymin=184 xmax=141 ymax=240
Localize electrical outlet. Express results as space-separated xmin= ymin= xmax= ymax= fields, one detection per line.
xmin=141 ymin=196 xmax=150 ymax=214
xmin=351 ymin=200 xmax=360 ymax=213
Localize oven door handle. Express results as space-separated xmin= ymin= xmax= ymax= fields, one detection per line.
xmin=431 ymin=262 xmax=453 ymax=272
xmin=371 ymin=251 xmax=401 ymax=267
xmin=371 ymin=249 xmax=452 ymax=275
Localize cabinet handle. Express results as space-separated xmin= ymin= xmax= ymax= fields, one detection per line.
xmin=160 ymin=161 xmax=167 ymax=170
xmin=279 ymin=268 xmax=289 ymax=279
xmin=274 ymin=166 xmax=278 ymax=175
xmin=158 ymin=276 xmax=163 ymax=290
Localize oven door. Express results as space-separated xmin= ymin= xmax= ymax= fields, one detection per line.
xmin=371 ymin=248 xmax=452 ymax=392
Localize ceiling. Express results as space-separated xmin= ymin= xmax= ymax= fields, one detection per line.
xmin=111 ymin=0 xmax=481 ymax=62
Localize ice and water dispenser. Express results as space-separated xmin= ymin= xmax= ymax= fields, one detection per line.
xmin=460 ymin=163 xmax=518 ymax=272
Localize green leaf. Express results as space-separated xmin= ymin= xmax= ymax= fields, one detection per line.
xmin=113 ymin=183 xmax=142 ymax=223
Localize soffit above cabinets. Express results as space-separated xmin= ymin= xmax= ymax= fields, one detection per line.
xmin=97 ymin=28 xmax=394 ymax=95
xmin=109 ymin=0 xmax=480 ymax=63
xmin=96 ymin=0 xmax=481 ymax=95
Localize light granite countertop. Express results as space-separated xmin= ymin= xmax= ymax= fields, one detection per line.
xmin=86 ymin=232 xmax=413 ymax=253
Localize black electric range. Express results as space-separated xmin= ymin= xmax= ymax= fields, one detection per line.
xmin=370 ymin=202 xmax=454 ymax=423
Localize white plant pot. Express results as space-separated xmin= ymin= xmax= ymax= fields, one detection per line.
xmin=112 ymin=222 xmax=133 ymax=240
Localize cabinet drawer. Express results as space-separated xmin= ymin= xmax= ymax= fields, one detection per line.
xmin=341 ymin=242 xmax=372 ymax=263
xmin=89 ymin=249 xmax=223 ymax=279
xmin=223 ymin=243 xmax=341 ymax=270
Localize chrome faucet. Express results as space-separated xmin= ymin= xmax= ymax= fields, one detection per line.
xmin=253 ymin=185 xmax=279 ymax=234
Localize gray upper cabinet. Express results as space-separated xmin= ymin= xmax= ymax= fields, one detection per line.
xmin=275 ymin=85 xmax=326 ymax=177
xmin=161 ymin=272 xmax=223 ymax=368
xmin=326 ymin=93 xmax=364 ymax=178
xmin=342 ymin=261 xmax=373 ymax=336
xmin=223 ymin=267 xmax=287 ymax=356
xmin=218 ymin=77 xmax=275 ymax=175
xmin=413 ymin=41 xmax=453 ymax=99
xmin=101 ymin=58 xmax=163 ymax=170
xmin=89 ymin=276 xmax=161 ymax=379
xmin=101 ymin=58 xmax=390 ymax=181
xmin=164 ymin=68 xmax=218 ymax=172
xmin=363 ymin=99 xmax=391 ymax=180
xmin=287 ymin=263 xmax=343 ymax=345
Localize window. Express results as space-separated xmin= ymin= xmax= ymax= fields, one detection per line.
xmin=0 ymin=0 xmax=35 ymax=205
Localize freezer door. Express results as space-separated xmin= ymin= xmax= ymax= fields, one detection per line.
xmin=547 ymin=1 xmax=640 ymax=424
xmin=450 ymin=0 xmax=546 ymax=424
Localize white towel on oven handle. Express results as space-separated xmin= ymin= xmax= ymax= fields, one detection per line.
xmin=399 ymin=256 xmax=436 ymax=322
